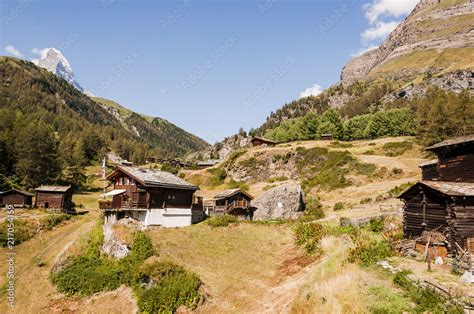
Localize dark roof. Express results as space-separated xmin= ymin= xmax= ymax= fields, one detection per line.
xmin=34 ymin=185 xmax=72 ymax=193
xmin=426 ymin=135 xmax=474 ymax=151
xmin=399 ymin=181 xmax=474 ymax=199
xmin=214 ymin=188 xmax=254 ymax=200
xmin=418 ymin=159 xmax=438 ymax=168
xmin=107 ymin=166 xmax=198 ymax=190
xmin=0 ymin=188 xmax=34 ymax=196
xmin=251 ymin=136 xmax=277 ymax=144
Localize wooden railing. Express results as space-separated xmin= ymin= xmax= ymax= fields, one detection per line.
xmin=226 ymin=200 xmax=249 ymax=213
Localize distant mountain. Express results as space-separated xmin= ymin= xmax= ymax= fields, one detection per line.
xmin=93 ymin=97 xmax=209 ymax=157
xmin=0 ymin=57 xmax=208 ymax=159
xmin=32 ymin=47 xmax=85 ymax=92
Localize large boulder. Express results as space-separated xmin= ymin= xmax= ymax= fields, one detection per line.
xmin=253 ymin=183 xmax=305 ymax=220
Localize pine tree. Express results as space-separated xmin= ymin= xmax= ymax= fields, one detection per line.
xmin=15 ymin=122 xmax=62 ymax=188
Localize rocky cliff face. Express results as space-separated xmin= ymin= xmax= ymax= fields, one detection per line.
xmin=341 ymin=0 xmax=474 ymax=82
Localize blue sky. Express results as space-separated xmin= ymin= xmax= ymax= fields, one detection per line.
xmin=1 ymin=0 xmax=418 ymax=143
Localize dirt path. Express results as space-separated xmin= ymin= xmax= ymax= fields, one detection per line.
xmin=0 ymin=211 xmax=98 ymax=313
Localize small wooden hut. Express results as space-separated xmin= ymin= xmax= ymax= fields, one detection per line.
xmin=0 ymin=189 xmax=33 ymax=207
xmin=251 ymin=137 xmax=277 ymax=147
xmin=34 ymin=185 xmax=73 ymax=212
xmin=211 ymin=188 xmax=254 ymax=217
xmin=399 ymin=135 xmax=474 ymax=269
xmin=320 ymin=134 xmax=333 ymax=141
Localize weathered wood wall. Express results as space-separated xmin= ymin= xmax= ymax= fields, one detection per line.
xmin=438 ymin=154 xmax=474 ymax=183
xmin=1 ymin=192 xmax=32 ymax=207
xmin=36 ymin=191 xmax=72 ymax=211
xmin=421 ymin=164 xmax=439 ymax=181
xmin=403 ymin=191 xmax=448 ymax=239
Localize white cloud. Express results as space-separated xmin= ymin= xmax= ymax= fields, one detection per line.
xmin=352 ymin=0 xmax=418 ymax=58
xmin=364 ymin=0 xmax=419 ymax=24
xmin=31 ymin=47 xmax=49 ymax=64
xmin=4 ymin=45 xmax=23 ymax=57
xmin=351 ymin=44 xmax=379 ymax=57
xmin=361 ymin=21 xmax=399 ymax=42
xmin=299 ymin=84 xmax=323 ymax=99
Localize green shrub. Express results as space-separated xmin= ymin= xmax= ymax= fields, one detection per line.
xmin=221 ymin=149 xmax=247 ymax=167
xmin=130 ymin=232 xmax=155 ymax=262
xmin=0 ymin=219 xmax=36 ymax=247
xmin=227 ymin=179 xmax=249 ymax=191
xmin=360 ymin=197 xmax=372 ymax=204
xmin=161 ymin=164 xmax=179 ymax=175
xmin=382 ymin=141 xmax=413 ymax=157
xmin=348 ymin=229 xmax=394 ymax=266
xmin=136 ymin=261 xmax=201 ymax=313
xmin=51 ymin=255 xmax=123 ymax=296
xmin=40 ymin=214 xmax=72 ymax=230
xmin=393 ymin=270 xmax=464 ymax=313
xmin=293 ymin=222 xmax=326 ymax=255
xmin=387 ymin=182 xmax=414 ymax=198
xmin=207 ymin=168 xmax=227 ymax=186
xmin=367 ymin=286 xmax=412 ymax=314
xmin=206 ymin=215 xmax=238 ymax=228
xmin=302 ymin=197 xmax=325 ymax=221
xmin=265 ymin=176 xmax=288 ymax=183
xmin=367 ymin=218 xmax=384 ymax=232
xmin=329 ymin=141 xmax=353 ymax=148
xmin=333 ymin=202 xmax=345 ymax=211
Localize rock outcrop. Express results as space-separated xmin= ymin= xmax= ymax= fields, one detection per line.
xmin=253 ymin=183 xmax=305 ymax=220
xmin=341 ymin=0 xmax=474 ymax=82
xmin=101 ymin=223 xmax=130 ymax=259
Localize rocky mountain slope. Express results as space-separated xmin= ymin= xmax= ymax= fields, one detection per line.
xmin=0 ymin=57 xmax=208 ymax=159
xmin=342 ymin=0 xmax=474 ymax=82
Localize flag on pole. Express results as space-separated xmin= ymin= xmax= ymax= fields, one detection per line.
xmin=102 ymin=157 xmax=106 ymax=179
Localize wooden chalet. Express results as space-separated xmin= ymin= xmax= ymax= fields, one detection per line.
xmin=251 ymin=137 xmax=277 ymax=147
xmin=399 ymin=135 xmax=474 ymax=271
xmin=34 ymin=185 xmax=73 ymax=212
xmin=0 ymin=189 xmax=33 ymax=208
xmin=100 ymin=165 xmax=199 ymax=227
xmin=207 ymin=188 xmax=254 ymax=218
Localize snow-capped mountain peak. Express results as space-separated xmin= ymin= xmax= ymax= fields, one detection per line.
xmin=32 ymin=47 xmax=84 ymax=92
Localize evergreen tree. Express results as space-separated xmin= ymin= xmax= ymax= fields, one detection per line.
xmin=15 ymin=122 xmax=62 ymax=188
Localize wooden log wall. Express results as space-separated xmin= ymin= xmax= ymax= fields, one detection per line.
xmin=403 ymin=193 xmax=449 ymax=239
xmin=438 ymin=154 xmax=474 ymax=183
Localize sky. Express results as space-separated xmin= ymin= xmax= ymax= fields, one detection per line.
xmin=1 ymin=0 xmax=418 ymax=143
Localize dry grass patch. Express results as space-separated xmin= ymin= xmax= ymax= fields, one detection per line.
xmin=146 ymin=222 xmax=296 ymax=312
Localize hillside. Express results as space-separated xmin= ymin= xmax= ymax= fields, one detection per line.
xmin=0 ymin=56 xmax=207 ymax=160
xmin=93 ymin=97 xmax=209 ymax=157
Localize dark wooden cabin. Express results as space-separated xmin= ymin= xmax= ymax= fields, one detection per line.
xmin=399 ymin=135 xmax=474 ymax=267
xmin=0 ymin=189 xmax=33 ymax=207
xmin=212 ymin=188 xmax=254 ymax=217
xmin=34 ymin=185 xmax=73 ymax=212
xmin=419 ymin=159 xmax=439 ymax=181
xmin=251 ymin=137 xmax=277 ymax=147
xmin=100 ymin=165 xmax=199 ymax=227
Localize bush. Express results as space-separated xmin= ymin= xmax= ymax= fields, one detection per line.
xmin=161 ymin=164 xmax=179 ymax=175
xmin=265 ymin=176 xmax=288 ymax=183
xmin=130 ymin=232 xmax=155 ymax=262
xmin=333 ymin=202 xmax=345 ymax=211
xmin=382 ymin=141 xmax=413 ymax=157
xmin=294 ymin=222 xmax=326 ymax=255
xmin=227 ymin=179 xmax=249 ymax=191
xmin=40 ymin=214 xmax=72 ymax=230
xmin=393 ymin=270 xmax=464 ymax=313
xmin=207 ymin=168 xmax=227 ymax=186
xmin=367 ymin=218 xmax=385 ymax=232
xmin=136 ymin=261 xmax=201 ymax=313
xmin=348 ymin=229 xmax=394 ymax=266
xmin=206 ymin=215 xmax=238 ymax=228
xmin=303 ymin=197 xmax=325 ymax=220
xmin=0 ymin=219 xmax=36 ymax=247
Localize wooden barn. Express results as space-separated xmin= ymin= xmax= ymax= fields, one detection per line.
xmin=100 ymin=165 xmax=199 ymax=227
xmin=399 ymin=135 xmax=474 ymax=268
xmin=320 ymin=134 xmax=333 ymax=141
xmin=209 ymin=188 xmax=254 ymax=218
xmin=251 ymin=137 xmax=277 ymax=147
xmin=34 ymin=185 xmax=73 ymax=212
xmin=0 ymin=189 xmax=33 ymax=207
